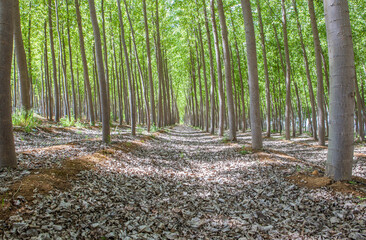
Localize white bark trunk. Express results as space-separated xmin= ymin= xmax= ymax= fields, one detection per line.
xmin=324 ymin=0 xmax=355 ymax=181
xmin=240 ymin=0 xmax=262 ymax=149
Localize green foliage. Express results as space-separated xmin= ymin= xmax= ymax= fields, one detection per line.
xmin=59 ymin=117 xmax=75 ymax=127
xmin=12 ymin=0 xmax=366 ymax=132
xmin=75 ymin=121 xmax=87 ymax=128
xmin=12 ymin=110 xmax=40 ymax=133
xmin=150 ymin=124 xmax=160 ymax=133
xmin=240 ymin=149 xmax=251 ymax=155
xmin=137 ymin=127 xmax=144 ymax=134
xmin=60 ymin=117 xmax=88 ymax=128
xmin=239 ymin=146 xmax=252 ymax=155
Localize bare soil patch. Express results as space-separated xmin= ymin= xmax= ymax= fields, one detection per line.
xmin=287 ymin=172 xmax=366 ymax=197
xmin=0 ymin=156 xmax=96 ymax=221
xmin=1 ymin=127 xmax=150 ymax=223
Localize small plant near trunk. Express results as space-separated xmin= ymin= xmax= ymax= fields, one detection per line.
xmin=12 ymin=110 xmax=40 ymax=133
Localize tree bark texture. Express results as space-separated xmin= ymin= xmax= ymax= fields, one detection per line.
xmin=324 ymin=0 xmax=355 ymax=181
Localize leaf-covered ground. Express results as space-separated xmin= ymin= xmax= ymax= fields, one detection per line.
xmin=1 ymin=124 xmax=366 ymax=239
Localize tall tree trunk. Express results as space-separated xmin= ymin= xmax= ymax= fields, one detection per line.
xmin=88 ymin=0 xmax=110 ymax=143
xmin=308 ymin=0 xmax=325 ymax=146
xmin=44 ymin=21 xmax=53 ymax=121
xmin=66 ymin=1 xmax=77 ymax=120
xmin=324 ymin=0 xmax=355 ymax=181
xmin=321 ymin=50 xmax=330 ymax=94
xmin=203 ymin=0 xmax=216 ymax=134
xmin=41 ymin=55 xmax=45 ymax=116
xmin=197 ymin=20 xmax=210 ymax=132
xmin=111 ymin=56 xmax=116 ymax=122
xmin=101 ymin=0 xmax=110 ymax=108
xmin=355 ymin=73 xmax=364 ymax=141
xmin=123 ymin=0 xmax=151 ymax=132
xmin=155 ymin=1 xmax=166 ymax=127
xmin=276 ymin=60 xmax=283 ymax=134
xmin=117 ymin=0 xmax=136 ymax=135
xmin=229 ymin=14 xmax=246 ymax=133
xmin=13 ymin=0 xmax=31 ymax=113
xmin=76 ymin=57 xmax=82 ymax=118
xmin=112 ymin=39 xmax=123 ymax=125
xmin=210 ymin=0 xmax=224 ymax=136
xmin=190 ymin=45 xmax=199 ymax=127
xmin=75 ymin=0 xmax=95 ymax=125
xmin=273 ymin=28 xmax=284 ymax=135
xmin=161 ymin=50 xmax=168 ymax=126
xmin=119 ymin=38 xmax=130 ymax=124
xmin=142 ymin=0 xmax=156 ymax=126
xmin=292 ymin=0 xmax=317 ymax=140
xmin=0 ymin=0 xmax=17 ymax=168
xmin=55 ymin=0 xmax=70 ymax=120
xmin=13 ymin=48 xmax=17 ymax=110
xmin=217 ymin=0 xmax=236 ymax=141
xmin=163 ymin=53 xmax=172 ymax=125
xmin=240 ymin=0 xmax=262 ymax=149
xmin=281 ymin=0 xmax=291 ymax=140
xmin=27 ymin=1 xmax=33 ymax=108
xmin=291 ymin=101 xmax=296 ymax=137
xmin=195 ymin=38 xmax=204 ymax=129
xmin=256 ymin=0 xmax=271 ymax=138
xmin=48 ymin=0 xmax=60 ymax=122
xmin=294 ymin=82 xmax=302 ymax=135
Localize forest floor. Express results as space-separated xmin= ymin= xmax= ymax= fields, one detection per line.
xmin=1 ymin=122 xmax=366 ymax=239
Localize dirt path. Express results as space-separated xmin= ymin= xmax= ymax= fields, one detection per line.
xmin=1 ymin=125 xmax=365 ymax=239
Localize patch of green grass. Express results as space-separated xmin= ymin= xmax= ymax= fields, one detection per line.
xmin=12 ymin=110 xmax=40 ymax=133
xmin=240 ymin=149 xmax=251 ymax=155
xmin=137 ymin=127 xmax=144 ymax=134
xmin=221 ymin=137 xmax=230 ymax=143
xmin=278 ymin=135 xmax=287 ymax=140
xmin=239 ymin=146 xmax=252 ymax=155
xmin=349 ymin=180 xmax=357 ymax=185
xmin=75 ymin=121 xmax=87 ymax=128
xmin=60 ymin=118 xmax=89 ymax=128
xmin=192 ymin=126 xmax=203 ymax=131
xmin=150 ymin=124 xmax=160 ymax=133
xmin=60 ymin=117 xmax=75 ymax=127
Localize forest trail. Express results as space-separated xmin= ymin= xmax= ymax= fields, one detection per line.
xmin=1 ymin=125 xmax=366 ymax=239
